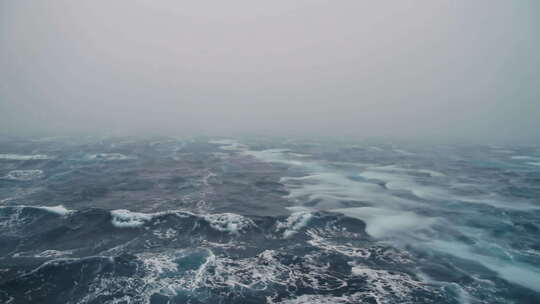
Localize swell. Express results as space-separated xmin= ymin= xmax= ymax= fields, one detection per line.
xmin=0 ymin=205 xmax=453 ymax=304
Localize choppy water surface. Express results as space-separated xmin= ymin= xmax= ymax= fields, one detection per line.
xmin=0 ymin=136 xmax=539 ymax=303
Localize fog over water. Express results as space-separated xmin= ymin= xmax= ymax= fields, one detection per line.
xmin=2 ymin=4 xmax=540 ymax=302
xmin=1 ymin=1 xmax=539 ymax=142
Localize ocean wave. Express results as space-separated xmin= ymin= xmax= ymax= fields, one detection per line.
xmin=86 ymin=153 xmax=134 ymax=161
xmin=275 ymin=211 xmax=313 ymax=238
xmin=332 ymin=207 xmax=438 ymax=239
xmin=0 ymin=153 xmax=51 ymax=160
xmin=110 ymin=209 xmax=155 ymax=228
xmin=3 ymin=170 xmax=44 ymax=181
xmin=109 ymin=209 xmax=258 ymax=236
xmin=511 ymin=155 xmax=540 ymax=161
xmin=34 ymin=205 xmax=72 ymax=216
xmin=209 ymin=139 xmax=248 ymax=151
xmin=367 ymin=164 xmax=446 ymax=177
xmin=0 ymin=204 xmax=72 ymax=216
xmin=202 ymin=213 xmax=256 ymax=235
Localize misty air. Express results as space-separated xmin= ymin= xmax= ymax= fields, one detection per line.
xmin=1 ymin=1 xmax=539 ymax=303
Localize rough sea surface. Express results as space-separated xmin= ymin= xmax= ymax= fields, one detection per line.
xmin=0 ymin=136 xmax=539 ymax=304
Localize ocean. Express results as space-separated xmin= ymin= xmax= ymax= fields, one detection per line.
xmin=0 ymin=136 xmax=539 ymax=303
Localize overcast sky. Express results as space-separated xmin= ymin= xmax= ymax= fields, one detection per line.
xmin=1 ymin=1 xmax=539 ymax=142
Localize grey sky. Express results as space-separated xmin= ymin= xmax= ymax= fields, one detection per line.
xmin=1 ymin=1 xmax=539 ymax=142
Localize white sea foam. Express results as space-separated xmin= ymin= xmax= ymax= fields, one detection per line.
xmin=368 ymin=146 xmax=384 ymax=152
xmin=288 ymin=152 xmax=311 ymax=158
xmin=369 ymin=164 xmax=445 ymax=177
xmin=527 ymin=162 xmax=540 ymax=167
xmin=426 ymin=240 xmax=540 ymax=292
xmin=67 ymin=238 xmax=436 ymax=304
xmin=110 ymin=209 xmax=154 ymax=228
xmin=203 ymin=213 xmax=255 ymax=235
xmin=243 ymin=148 xmax=307 ymax=167
xmin=306 ymin=230 xmax=371 ymax=259
xmin=109 ymin=209 xmax=192 ymax=228
xmin=87 ymin=153 xmax=133 ymax=161
xmin=359 ymin=170 xmax=449 ymax=200
xmin=0 ymin=205 xmax=72 ymax=216
xmin=109 ymin=208 xmax=254 ymax=234
xmin=458 ymin=195 xmax=540 ymax=211
xmin=153 ymin=228 xmax=177 ymax=240
xmin=511 ymin=155 xmax=540 ymax=161
xmin=35 ymin=205 xmax=72 ymax=216
xmin=82 ymin=249 xmax=213 ymax=301
xmin=208 ymin=139 xmax=238 ymax=145
xmin=34 ymin=249 xmax=74 ymax=258
xmin=361 ymin=169 xmax=539 ymax=211
xmin=209 ymin=139 xmax=248 ymax=151
xmin=282 ymin=172 xmax=419 ymax=209
xmin=216 ymin=142 xmax=321 ymax=170
xmin=0 ymin=205 xmax=72 ymax=237
xmin=349 ymin=265 xmax=428 ymax=300
xmin=393 ymin=149 xmax=415 ymax=155
xmin=202 ymin=143 xmax=540 ymax=295
xmin=4 ymin=169 xmax=44 ymax=181
xmin=243 ymin=147 xmax=540 ymax=293
xmin=268 ymin=261 xmax=433 ymax=304
xmin=242 ymin=148 xmax=438 ymax=240
xmin=0 ymin=154 xmax=50 ymax=160
xmin=192 ymin=249 xmax=348 ymax=292
xmin=117 ymin=248 xmax=343 ymax=302
xmin=332 ymin=207 xmax=437 ymax=238
xmin=276 ymin=211 xmax=313 ymax=238
xmin=139 ymin=252 xmax=179 ymax=275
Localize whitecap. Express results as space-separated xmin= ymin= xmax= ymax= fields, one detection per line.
xmin=332 ymin=207 xmax=438 ymax=239
xmin=393 ymin=149 xmax=415 ymax=155
xmin=4 ymin=170 xmax=44 ymax=181
xmin=492 ymin=149 xmax=514 ymax=154
xmin=349 ymin=265 xmax=430 ymax=300
xmin=511 ymin=155 xmax=540 ymax=161
xmin=203 ymin=213 xmax=255 ymax=235
xmin=0 ymin=154 xmax=50 ymax=160
xmin=243 ymin=148 xmax=307 ymax=167
xmin=34 ymin=250 xmax=73 ymax=258
xmin=87 ymin=153 xmax=133 ymax=161
xmin=208 ymin=139 xmax=248 ymax=151
xmin=368 ymin=146 xmax=384 ymax=152
xmin=276 ymin=211 xmax=313 ymax=238
xmin=110 ymin=209 xmax=153 ymax=228
xmin=359 ymin=170 xmax=448 ymax=200
xmin=282 ymin=172 xmax=419 ymax=209
xmin=369 ymin=164 xmax=445 ymax=177
xmin=109 ymin=208 xmax=254 ymax=233
xmin=426 ymin=240 xmax=540 ymax=292
xmin=35 ymin=205 xmax=72 ymax=216
xmin=0 ymin=205 xmax=72 ymax=216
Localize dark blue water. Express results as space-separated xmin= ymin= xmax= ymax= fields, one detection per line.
xmin=0 ymin=136 xmax=539 ymax=303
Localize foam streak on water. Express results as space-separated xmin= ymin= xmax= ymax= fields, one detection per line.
xmin=239 ymin=141 xmax=540 ymax=299
xmin=1 ymin=137 xmax=539 ymax=303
